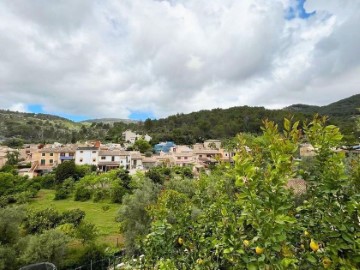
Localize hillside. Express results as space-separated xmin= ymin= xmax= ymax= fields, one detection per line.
xmin=0 ymin=110 xmax=113 ymax=145
xmin=283 ymin=94 xmax=360 ymax=142
xmin=284 ymin=94 xmax=360 ymax=116
xmin=1 ymin=94 xmax=359 ymax=145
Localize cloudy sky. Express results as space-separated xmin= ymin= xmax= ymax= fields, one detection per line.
xmin=0 ymin=0 xmax=359 ymax=121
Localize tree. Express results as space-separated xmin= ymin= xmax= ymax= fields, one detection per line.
xmin=76 ymin=222 xmax=98 ymax=245
xmin=133 ymin=139 xmax=152 ymax=154
xmin=20 ymin=230 xmax=69 ymax=267
xmin=5 ymin=151 xmax=20 ymax=166
xmin=0 ymin=207 xmax=25 ymax=245
xmin=122 ymin=117 xmax=360 ymax=269
xmin=117 ymin=178 xmax=161 ymax=255
xmin=55 ymin=161 xmax=76 ymax=184
xmin=2 ymin=138 xmax=23 ymax=148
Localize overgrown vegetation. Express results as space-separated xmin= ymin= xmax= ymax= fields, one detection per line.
xmin=117 ymin=116 xmax=360 ymax=269
xmin=1 ymin=114 xmax=360 ymax=269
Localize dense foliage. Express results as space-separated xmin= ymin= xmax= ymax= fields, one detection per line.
xmin=118 ymin=116 xmax=360 ymax=269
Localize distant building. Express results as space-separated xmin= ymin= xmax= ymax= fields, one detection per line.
xmin=98 ymin=150 xmax=131 ymax=171
xmin=122 ymin=130 xmax=152 ymax=144
xmin=203 ymin=139 xmax=222 ymax=150
xmin=154 ymin=141 xmax=176 ymax=154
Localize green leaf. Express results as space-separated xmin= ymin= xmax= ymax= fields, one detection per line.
xmin=274 ymin=214 xmax=296 ymax=224
xmin=247 ymin=263 xmax=257 ymax=270
xmin=342 ymin=232 xmax=353 ymax=243
xmin=306 ymin=254 xmax=317 ymax=264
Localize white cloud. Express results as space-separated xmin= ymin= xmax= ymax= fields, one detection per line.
xmin=8 ymin=103 xmax=27 ymax=113
xmin=0 ymin=0 xmax=359 ymax=119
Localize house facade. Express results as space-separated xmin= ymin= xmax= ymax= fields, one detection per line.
xmin=75 ymin=147 xmax=99 ymax=166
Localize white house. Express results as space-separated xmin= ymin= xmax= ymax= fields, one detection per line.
xmin=75 ymin=147 xmax=99 ymax=166
xmin=122 ymin=130 xmax=152 ymax=144
xmin=122 ymin=130 xmax=138 ymax=144
xmin=98 ymin=150 xmax=131 ymax=171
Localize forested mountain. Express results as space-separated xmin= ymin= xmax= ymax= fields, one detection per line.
xmin=283 ymin=94 xmax=360 ymax=141
xmin=284 ymin=94 xmax=360 ymax=117
xmin=139 ymin=106 xmax=311 ymax=144
xmin=1 ymin=94 xmax=359 ymax=146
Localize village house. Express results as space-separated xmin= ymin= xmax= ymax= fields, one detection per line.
xmin=122 ymin=130 xmax=152 ymax=144
xmin=130 ymin=151 xmax=143 ymax=170
xmin=169 ymin=145 xmax=194 ymax=167
xmin=28 ymin=144 xmax=77 ymax=175
xmin=142 ymin=156 xmax=157 ymax=169
xmin=75 ymin=146 xmax=99 ymax=166
xmin=203 ymin=139 xmax=222 ymax=149
xmin=97 ymin=150 xmax=131 ymax=171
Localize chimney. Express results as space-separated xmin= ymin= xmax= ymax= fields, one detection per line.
xmin=94 ymin=141 xmax=101 ymax=148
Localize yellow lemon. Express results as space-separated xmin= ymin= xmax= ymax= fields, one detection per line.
xmin=322 ymin=257 xmax=331 ymax=268
xmin=281 ymin=245 xmax=293 ymax=258
xmin=255 ymin=246 xmax=264 ymax=255
xmin=310 ymin=239 xmax=319 ymax=252
xmin=304 ymin=230 xmax=310 ymax=237
xmin=243 ymin=240 xmax=250 ymax=247
xmin=196 ymin=258 xmax=204 ymax=265
xmin=300 ymin=244 xmax=305 ymax=250
xmin=178 ymin=237 xmax=184 ymax=245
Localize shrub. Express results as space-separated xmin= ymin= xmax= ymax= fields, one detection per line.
xmin=74 ymin=187 xmax=91 ymax=201
xmin=61 ymin=209 xmax=85 ymax=226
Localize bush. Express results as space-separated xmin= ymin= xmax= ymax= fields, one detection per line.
xmin=61 ymin=209 xmax=85 ymax=226
xmin=76 ymin=222 xmax=98 ymax=245
xmin=93 ymin=189 xmax=108 ymax=202
xmin=24 ymin=207 xmax=62 ymax=234
xmin=74 ymin=187 xmax=91 ymax=201
xmin=34 ymin=174 xmax=56 ymax=189
xmin=54 ymin=188 xmax=69 ymax=200
xmin=110 ymin=183 xmax=127 ymax=203
xmin=54 ymin=178 xmax=74 ymax=200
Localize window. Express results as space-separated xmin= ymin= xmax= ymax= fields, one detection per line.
xmin=50 ymin=153 xmax=54 ymax=156
xmin=92 ymin=151 xmax=96 ymax=154
xmin=199 ymin=155 xmax=202 ymax=158
xmin=80 ymin=151 xmax=83 ymax=153
xmin=69 ymin=153 xmax=74 ymax=156
xmin=41 ymin=153 xmax=45 ymax=157
xmin=49 ymin=159 xmax=53 ymax=164
xmin=60 ymin=153 xmax=65 ymax=156
xmin=184 ymin=157 xmax=188 ymax=160
xmin=177 ymin=157 xmax=181 ymax=160
xmin=111 ymin=156 xmax=115 ymax=162
xmin=80 ymin=159 xmax=83 ymax=162
xmin=93 ymin=159 xmax=96 ymax=162
xmin=101 ymin=156 xmax=106 ymax=160
xmin=41 ymin=159 xmax=45 ymax=165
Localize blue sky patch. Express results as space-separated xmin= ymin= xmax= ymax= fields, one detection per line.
xmin=285 ymin=0 xmax=316 ymax=20
xmin=129 ymin=110 xmax=155 ymax=121
xmin=28 ymin=104 xmax=44 ymax=114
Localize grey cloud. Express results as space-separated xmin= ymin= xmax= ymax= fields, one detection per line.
xmin=0 ymin=0 xmax=359 ymax=119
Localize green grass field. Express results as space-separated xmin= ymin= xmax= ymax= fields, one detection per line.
xmin=28 ymin=189 xmax=123 ymax=246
